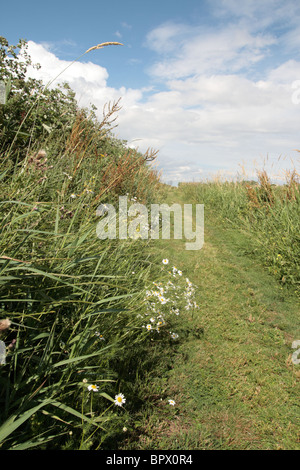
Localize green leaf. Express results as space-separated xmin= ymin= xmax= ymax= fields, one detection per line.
xmin=0 ymin=399 xmax=52 ymax=444
xmin=99 ymin=392 xmax=115 ymax=403
xmin=52 ymin=346 xmax=112 ymax=369
xmin=50 ymin=401 xmax=105 ymax=427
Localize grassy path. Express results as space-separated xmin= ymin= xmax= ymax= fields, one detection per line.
xmin=124 ymin=186 xmax=300 ymax=450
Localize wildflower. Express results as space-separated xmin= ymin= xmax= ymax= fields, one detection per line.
xmin=168 ymin=399 xmax=176 ymax=406
xmin=95 ymin=331 xmax=105 ymax=340
xmin=162 ymin=259 xmax=169 ymax=265
xmin=70 ymin=193 xmax=77 ymax=199
xmin=158 ymin=294 xmax=167 ymax=304
xmin=114 ymin=393 xmax=126 ymax=407
xmin=170 ymin=332 xmax=179 ymax=340
xmin=83 ymin=378 xmax=88 ymax=383
xmin=146 ymin=324 xmax=152 ymax=331
xmin=88 ymin=384 xmax=99 ymax=392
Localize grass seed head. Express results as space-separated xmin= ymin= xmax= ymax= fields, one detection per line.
xmin=0 ymin=318 xmax=11 ymax=332
xmin=85 ymin=42 xmax=124 ymax=54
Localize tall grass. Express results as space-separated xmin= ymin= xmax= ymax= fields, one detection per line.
xmin=0 ymin=40 xmax=178 ymax=449
xmin=0 ymin=132 xmax=162 ymax=450
xmin=180 ymin=162 xmax=300 ymax=297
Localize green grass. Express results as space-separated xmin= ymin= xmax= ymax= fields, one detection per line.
xmin=1 ymin=35 xmax=299 ymax=449
xmin=120 ymin=185 xmax=300 ymax=450
xmin=180 ymin=177 xmax=300 ymax=297
xmin=0 ymin=87 xmax=165 ymax=449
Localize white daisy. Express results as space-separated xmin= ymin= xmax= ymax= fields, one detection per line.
xmin=168 ymin=399 xmax=176 ymax=406
xmin=170 ymin=332 xmax=179 ymax=340
xmin=114 ymin=393 xmax=126 ymax=407
xmin=88 ymin=384 xmax=99 ymax=392
xmin=95 ymin=331 xmax=105 ymax=340
xmin=162 ymin=259 xmax=169 ymax=265
xmin=158 ymin=295 xmax=167 ymax=304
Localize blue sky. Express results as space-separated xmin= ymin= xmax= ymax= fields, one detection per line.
xmin=1 ymin=0 xmax=300 ymax=183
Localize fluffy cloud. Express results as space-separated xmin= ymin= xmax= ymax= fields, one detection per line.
xmin=145 ymin=22 xmax=276 ymax=79
xmin=23 ymin=16 xmax=300 ymax=185
xmin=26 ymin=41 xmax=108 ymax=87
xmin=25 ymin=41 xmax=143 ymax=112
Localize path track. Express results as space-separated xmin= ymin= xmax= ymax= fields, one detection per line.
xmin=129 ymin=186 xmax=299 ymax=450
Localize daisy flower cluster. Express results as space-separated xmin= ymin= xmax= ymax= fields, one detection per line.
xmin=140 ymin=258 xmax=199 ymax=340
xmin=80 ymin=258 xmax=197 ymax=420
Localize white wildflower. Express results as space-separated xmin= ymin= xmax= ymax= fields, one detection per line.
xmin=114 ymin=393 xmax=126 ymax=407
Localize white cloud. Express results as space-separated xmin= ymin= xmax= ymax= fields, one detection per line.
xmin=26 ymin=41 xmax=108 ymax=88
xmin=145 ymin=22 xmax=190 ymax=54
xmin=146 ymin=22 xmax=276 ymax=79
xmin=23 ymin=18 xmax=300 ymax=185
xmin=25 ymin=40 xmax=144 ymax=115
xmin=268 ymin=60 xmax=300 ymax=84
xmin=214 ymin=0 xmax=300 ymax=28
xmin=178 ymin=166 xmax=191 ymax=171
xmin=141 ymin=16 xmax=300 ymax=182
xmin=121 ymin=22 xmax=132 ymax=30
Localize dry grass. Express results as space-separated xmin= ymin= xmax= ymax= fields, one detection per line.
xmin=85 ymin=42 xmax=124 ymax=54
